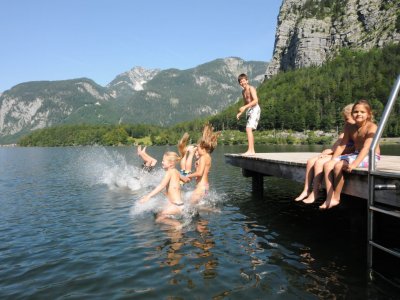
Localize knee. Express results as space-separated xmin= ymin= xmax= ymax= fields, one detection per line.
xmin=334 ymin=163 xmax=343 ymax=174
xmin=314 ymin=160 xmax=324 ymax=169
xmin=324 ymin=162 xmax=333 ymax=172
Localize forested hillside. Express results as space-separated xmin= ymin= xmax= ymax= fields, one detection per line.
xmin=18 ymin=44 xmax=400 ymax=147
xmin=211 ymin=44 xmax=400 ymax=136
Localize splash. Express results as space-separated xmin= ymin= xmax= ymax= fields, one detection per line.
xmin=72 ymin=146 xmax=162 ymax=192
xmin=130 ymin=186 xmax=228 ymax=229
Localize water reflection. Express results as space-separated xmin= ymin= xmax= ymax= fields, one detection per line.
xmin=159 ymin=227 xmax=184 ymax=270
xmin=192 ymin=219 xmax=218 ymax=279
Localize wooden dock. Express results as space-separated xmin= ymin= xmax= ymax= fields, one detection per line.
xmin=225 ymin=152 xmax=400 ymax=207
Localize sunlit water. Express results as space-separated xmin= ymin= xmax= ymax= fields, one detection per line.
xmin=0 ymin=145 xmax=399 ymax=299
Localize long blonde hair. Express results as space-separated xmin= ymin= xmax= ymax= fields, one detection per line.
xmin=198 ymin=123 xmax=220 ymax=153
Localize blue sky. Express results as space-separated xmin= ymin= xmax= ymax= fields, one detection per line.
xmin=0 ymin=0 xmax=282 ymax=92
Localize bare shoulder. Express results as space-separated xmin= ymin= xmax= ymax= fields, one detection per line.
xmin=249 ymin=85 xmax=256 ymax=92
xmin=367 ymin=121 xmax=378 ymax=132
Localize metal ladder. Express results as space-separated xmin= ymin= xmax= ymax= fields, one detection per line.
xmin=368 ymin=75 xmax=400 ymax=277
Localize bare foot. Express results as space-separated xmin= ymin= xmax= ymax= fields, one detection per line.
xmin=302 ymin=193 xmax=316 ymax=204
xmin=242 ymin=151 xmax=255 ymax=156
xmin=137 ymin=145 xmax=147 ymax=156
xmin=294 ymin=191 xmax=309 ymax=201
xmin=319 ymin=199 xmax=340 ymax=210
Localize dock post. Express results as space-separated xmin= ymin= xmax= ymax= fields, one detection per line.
xmin=242 ymin=169 xmax=264 ymax=194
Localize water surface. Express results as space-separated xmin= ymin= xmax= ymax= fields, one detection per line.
xmin=0 ymin=145 xmax=399 ymax=299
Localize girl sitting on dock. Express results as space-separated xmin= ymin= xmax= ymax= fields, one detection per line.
xmin=295 ymin=104 xmax=355 ymax=203
xmin=320 ymin=99 xmax=380 ymax=210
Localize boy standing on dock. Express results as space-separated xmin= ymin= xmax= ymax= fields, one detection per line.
xmin=236 ymin=73 xmax=261 ymax=156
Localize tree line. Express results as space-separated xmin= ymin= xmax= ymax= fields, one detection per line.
xmin=210 ymin=44 xmax=400 ymax=136
xmin=19 ymin=44 xmax=400 ymax=147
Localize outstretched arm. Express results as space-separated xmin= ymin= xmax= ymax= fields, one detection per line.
xmin=140 ymin=171 xmax=171 ymax=203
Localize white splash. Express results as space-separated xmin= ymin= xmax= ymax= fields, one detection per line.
xmin=73 ymin=147 xmax=162 ymax=192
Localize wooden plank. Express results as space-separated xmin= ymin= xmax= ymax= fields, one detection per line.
xmin=225 ymin=152 xmax=400 ymax=207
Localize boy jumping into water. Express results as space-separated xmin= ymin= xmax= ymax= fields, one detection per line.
xmin=236 ymin=73 xmax=261 ymax=156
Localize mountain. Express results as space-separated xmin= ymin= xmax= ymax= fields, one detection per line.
xmin=0 ymin=58 xmax=266 ymax=143
xmin=266 ymin=0 xmax=400 ymax=77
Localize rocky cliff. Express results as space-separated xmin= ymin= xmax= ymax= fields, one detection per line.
xmin=266 ymin=0 xmax=400 ymax=77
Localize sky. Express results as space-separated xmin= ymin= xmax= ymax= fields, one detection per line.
xmin=0 ymin=0 xmax=282 ymax=93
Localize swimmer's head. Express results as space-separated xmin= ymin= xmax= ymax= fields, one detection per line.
xmin=342 ymin=104 xmax=355 ymax=123
xmin=162 ymin=151 xmax=181 ymax=169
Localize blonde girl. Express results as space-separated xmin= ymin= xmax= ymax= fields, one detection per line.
xmin=140 ymin=151 xmax=184 ymax=228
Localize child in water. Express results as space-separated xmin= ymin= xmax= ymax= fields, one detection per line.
xmin=139 ymin=151 xmax=184 ymax=229
xmin=320 ymin=99 xmax=380 ymax=209
xmin=137 ymin=132 xmax=193 ymax=174
xmin=182 ymin=124 xmax=220 ymax=204
xmin=177 ymin=132 xmax=196 ymax=176
xmin=295 ymin=104 xmax=355 ymax=204
xmin=137 ymin=145 xmax=157 ymax=172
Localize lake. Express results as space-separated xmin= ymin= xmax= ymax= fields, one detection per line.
xmin=0 ymin=144 xmax=399 ymax=299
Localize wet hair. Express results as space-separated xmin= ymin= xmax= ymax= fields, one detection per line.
xmin=238 ymin=73 xmax=248 ymax=83
xmin=197 ymin=123 xmax=220 ymax=153
xmin=163 ymin=151 xmax=181 ymax=164
xmin=352 ymin=99 xmax=373 ymax=121
xmin=177 ymin=132 xmax=190 ymax=158
xmin=341 ymin=104 xmax=354 ymax=120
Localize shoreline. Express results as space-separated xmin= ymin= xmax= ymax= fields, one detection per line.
xmin=379 ymin=137 xmax=400 ymax=144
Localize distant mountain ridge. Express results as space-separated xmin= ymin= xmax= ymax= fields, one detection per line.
xmin=0 ymin=57 xmax=267 ymax=143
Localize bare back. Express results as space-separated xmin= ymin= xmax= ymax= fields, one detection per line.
xmin=166 ymin=169 xmax=183 ymax=204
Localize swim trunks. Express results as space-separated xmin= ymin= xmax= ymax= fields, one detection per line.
xmin=335 ymin=151 xmax=380 ymax=168
xmin=142 ymin=163 xmax=155 ymax=173
xmin=180 ymin=170 xmax=191 ymax=176
xmin=246 ymin=104 xmax=261 ymax=130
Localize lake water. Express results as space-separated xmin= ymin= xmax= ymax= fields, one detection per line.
xmin=1 ymin=144 xmax=399 ymax=299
